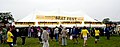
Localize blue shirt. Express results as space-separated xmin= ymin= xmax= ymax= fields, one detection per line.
xmin=72 ymin=28 xmax=79 ymax=35
xmin=105 ymin=27 xmax=110 ymax=34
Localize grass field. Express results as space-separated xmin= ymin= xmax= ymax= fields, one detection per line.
xmin=1 ymin=36 xmax=120 ymax=47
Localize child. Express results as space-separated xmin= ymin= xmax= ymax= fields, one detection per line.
xmin=94 ymin=28 xmax=100 ymax=44
xmin=81 ymin=26 xmax=89 ymax=46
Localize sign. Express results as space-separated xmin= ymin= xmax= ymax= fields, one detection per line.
xmin=36 ymin=15 xmax=84 ymax=21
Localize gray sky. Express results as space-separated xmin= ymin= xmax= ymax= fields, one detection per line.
xmin=0 ymin=0 xmax=120 ymax=21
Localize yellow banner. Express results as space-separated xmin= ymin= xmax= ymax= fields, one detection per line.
xmin=36 ymin=15 xmax=84 ymax=21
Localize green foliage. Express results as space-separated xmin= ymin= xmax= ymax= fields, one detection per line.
xmin=0 ymin=12 xmax=14 ymax=24
xmin=102 ymin=18 xmax=110 ymax=24
xmin=1 ymin=36 xmax=120 ymax=47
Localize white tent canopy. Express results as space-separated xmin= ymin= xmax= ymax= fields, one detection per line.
xmin=17 ymin=11 xmax=97 ymax=22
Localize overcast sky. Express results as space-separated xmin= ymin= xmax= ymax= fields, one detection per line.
xmin=0 ymin=0 xmax=120 ymax=21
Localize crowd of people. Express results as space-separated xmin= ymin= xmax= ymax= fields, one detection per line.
xmin=0 ymin=24 xmax=120 ymax=47
xmin=0 ymin=25 xmax=18 ymax=47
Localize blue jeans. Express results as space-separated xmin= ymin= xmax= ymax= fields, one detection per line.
xmin=62 ymin=37 xmax=67 ymax=45
xmin=55 ymin=33 xmax=58 ymax=42
xmin=28 ymin=32 xmax=31 ymax=37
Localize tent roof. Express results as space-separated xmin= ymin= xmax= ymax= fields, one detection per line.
xmin=17 ymin=11 xmax=97 ymax=22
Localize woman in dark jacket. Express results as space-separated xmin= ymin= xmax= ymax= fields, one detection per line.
xmin=19 ymin=28 xmax=27 ymax=45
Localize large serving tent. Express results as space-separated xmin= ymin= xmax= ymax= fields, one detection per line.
xmin=15 ymin=11 xmax=105 ymax=27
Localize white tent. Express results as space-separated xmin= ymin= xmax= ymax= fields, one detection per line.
xmin=16 ymin=11 xmax=103 ymax=27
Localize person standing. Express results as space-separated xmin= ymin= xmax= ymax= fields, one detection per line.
xmin=105 ymin=26 xmax=110 ymax=40
xmin=7 ymin=27 xmax=14 ymax=47
xmin=33 ymin=27 xmax=37 ymax=38
xmin=0 ymin=27 xmax=3 ymax=44
xmin=54 ymin=26 xmax=59 ymax=42
xmin=58 ymin=25 xmax=63 ymax=44
xmin=41 ymin=30 xmax=49 ymax=47
xmin=61 ymin=27 xmax=68 ymax=46
xmin=81 ymin=26 xmax=89 ymax=46
xmin=31 ymin=26 xmax=34 ymax=37
xmin=119 ymin=28 xmax=120 ymax=36
xmin=94 ymin=28 xmax=100 ymax=44
xmin=28 ymin=25 xmax=31 ymax=38
xmin=50 ymin=28 xmax=54 ymax=41
xmin=2 ymin=25 xmax=7 ymax=44
xmin=37 ymin=27 xmax=43 ymax=43
xmin=11 ymin=26 xmax=17 ymax=46
xmin=72 ymin=26 xmax=79 ymax=44
xmin=46 ymin=28 xmax=51 ymax=38
xmin=20 ymin=28 xmax=27 ymax=46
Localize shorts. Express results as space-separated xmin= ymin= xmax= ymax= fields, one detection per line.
xmin=95 ymin=36 xmax=99 ymax=40
xmin=7 ymin=42 xmax=13 ymax=47
xmin=73 ymin=35 xmax=78 ymax=38
xmin=83 ymin=36 xmax=87 ymax=40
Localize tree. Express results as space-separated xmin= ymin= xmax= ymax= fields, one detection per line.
xmin=0 ymin=12 xmax=14 ymax=26
xmin=102 ymin=18 xmax=110 ymax=24
xmin=102 ymin=18 xmax=111 ymax=28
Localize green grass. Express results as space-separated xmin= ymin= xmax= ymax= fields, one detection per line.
xmin=1 ymin=36 xmax=120 ymax=47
